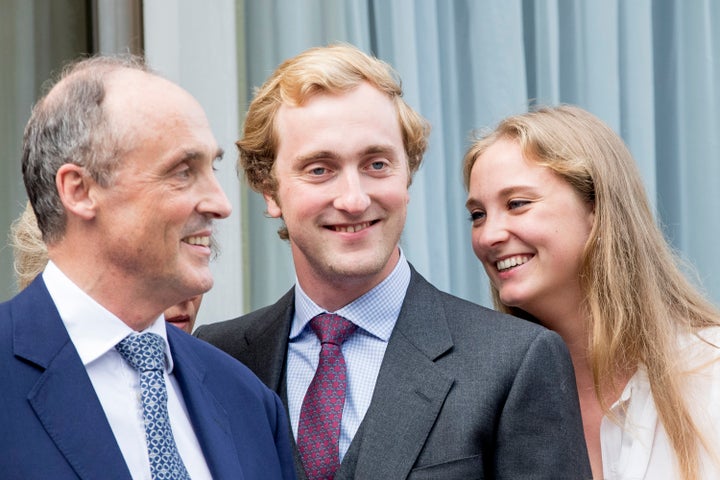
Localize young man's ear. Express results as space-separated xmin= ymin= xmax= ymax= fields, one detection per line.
xmin=263 ymin=192 xmax=282 ymax=218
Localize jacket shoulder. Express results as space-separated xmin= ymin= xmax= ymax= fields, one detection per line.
xmin=194 ymin=287 xmax=293 ymax=354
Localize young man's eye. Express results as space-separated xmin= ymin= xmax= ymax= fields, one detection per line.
xmin=370 ymin=161 xmax=386 ymax=170
xmin=310 ymin=167 xmax=327 ymax=175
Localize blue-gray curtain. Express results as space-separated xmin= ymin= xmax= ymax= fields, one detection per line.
xmin=240 ymin=0 xmax=720 ymax=311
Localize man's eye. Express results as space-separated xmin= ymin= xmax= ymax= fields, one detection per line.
xmin=310 ymin=167 xmax=327 ymax=175
xmin=175 ymin=167 xmax=191 ymax=178
xmin=370 ymin=161 xmax=386 ymax=170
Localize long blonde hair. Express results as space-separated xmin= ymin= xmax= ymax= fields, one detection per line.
xmin=9 ymin=202 xmax=48 ymax=290
xmin=463 ymin=105 xmax=720 ymax=480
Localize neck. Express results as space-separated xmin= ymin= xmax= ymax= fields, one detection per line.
xmin=536 ymin=307 xmax=606 ymax=479
xmin=298 ymin=274 xmax=383 ymax=312
xmin=537 ymin=305 xmax=632 ymax=401
xmin=534 ymin=305 xmax=632 ymax=480
xmin=49 ymin=252 xmax=166 ymax=331
xmin=295 ymin=248 xmax=401 ymax=312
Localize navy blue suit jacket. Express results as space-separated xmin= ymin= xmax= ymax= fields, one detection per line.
xmin=0 ymin=276 xmax=296 ymax=480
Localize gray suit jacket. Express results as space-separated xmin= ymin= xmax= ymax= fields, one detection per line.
xmin=196 ymin=267 xmax=591 ymax=479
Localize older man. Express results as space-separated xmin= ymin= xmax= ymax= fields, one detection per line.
xmin=0 ymin=55 xmax=295 ymax=479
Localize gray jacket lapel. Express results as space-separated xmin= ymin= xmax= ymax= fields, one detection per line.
xmin=236 ymin=275 xmax=454 ymax=479
xmin=231 ymin=288 xmax=294 ymax=392
xmin=343 ymin=268 xmax=455 ymax=479
xmin=228 ymin=289 xmax=308 ymax=478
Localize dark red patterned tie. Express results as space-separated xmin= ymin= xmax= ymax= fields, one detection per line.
xmin=297 ymin=313 xmax=357 ymax=480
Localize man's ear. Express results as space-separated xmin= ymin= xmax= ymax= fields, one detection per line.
xmin=263 ymin=192 xmax=282 ymax=218
xmin=55 ymin=164 xmax=97 ymax=220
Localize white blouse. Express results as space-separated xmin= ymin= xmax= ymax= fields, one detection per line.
xmin=601 ymin=327 xmax=720 ymax=479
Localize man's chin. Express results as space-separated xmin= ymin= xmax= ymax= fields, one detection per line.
xmin=324 ymin=258 xmax=388 ymax=281
xmin=179 ymin=272 xmax=213 ymax=297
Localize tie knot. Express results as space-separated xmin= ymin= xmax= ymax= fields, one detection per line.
xmin=310 ymin=313 xmax=356 ymax=346
xmin=115 ymin=332 xmax=166 ymax=373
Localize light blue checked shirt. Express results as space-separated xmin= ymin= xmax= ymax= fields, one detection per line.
xmin=287 ymin=250 xmax=411 ymax=462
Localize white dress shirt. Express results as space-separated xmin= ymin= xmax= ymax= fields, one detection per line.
xmin=601 ymin=326 xmax=720 ymax=479
xmin=43 ymin=261 xmax=212 ymax=480
xmin=287 ymin=250 xmax=411 ymax=461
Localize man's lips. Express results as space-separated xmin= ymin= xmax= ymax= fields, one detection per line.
xmin=182 ymin=235 xmax=211 ymax=247
xmin=325 ymin=220 xmax=378 ymax=233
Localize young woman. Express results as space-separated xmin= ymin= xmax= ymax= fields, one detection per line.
xmin=463 ymin=105 xmax=720 ymax=479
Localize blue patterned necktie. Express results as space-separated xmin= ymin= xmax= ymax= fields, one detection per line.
xmin=116 ymin=332 xmax=191 ymax=480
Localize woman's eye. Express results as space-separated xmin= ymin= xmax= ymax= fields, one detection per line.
xmin=469 ymin=210 xmax=485 ymax=222
xmin=508 ymin=200 xmax=530 ymax=209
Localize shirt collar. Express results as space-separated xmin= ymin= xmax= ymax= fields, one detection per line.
xmin=42 ymin=260 xmax=173 ymax=372
xmin=291 ymin=249 xmax=411 ymax=341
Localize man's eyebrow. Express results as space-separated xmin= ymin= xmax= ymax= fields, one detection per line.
xmin=177 ymin=148 xmax=224 ymax=162
xmin=363 ymin=144 xmax=397 ymax=155
xmin=295 ymin=150 xmax=338 ymax=163
xmin=295 ymin=144 xmax=398 ymax=163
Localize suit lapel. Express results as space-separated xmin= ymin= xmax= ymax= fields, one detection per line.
xmin=14 ymin=279 xmax=132 ymax=480
xmin=237 ymin=290 xmax=309 ymax=478
xmin=239 ymin=280 xmax=453 ymax=479
xmin=345 ymin=269 xmax=455 ymax=479
xmin=168 ymin=329 xmax=245 ymax=480
xmin=237 ymin=288 xmax=294 ymax=392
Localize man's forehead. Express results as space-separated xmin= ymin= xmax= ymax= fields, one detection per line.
xmin=104 ymin=69 xmax=176 ymax=102
xmin=105 ymin=74 xmax=204 ymax=134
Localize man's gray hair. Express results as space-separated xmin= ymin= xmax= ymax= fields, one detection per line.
xmin=21 ymin=54 xmax=151 ymax=244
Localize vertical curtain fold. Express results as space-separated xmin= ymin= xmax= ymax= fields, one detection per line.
xmin=239 ymin=0 xmax=720 ymax=311
xmin=2 ymin=0 xmax=719 ymax=311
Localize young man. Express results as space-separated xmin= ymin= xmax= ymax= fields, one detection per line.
xmin=196 ymin=44 xmax=591 ymax=479
xmin=0 ymin=55 xmax=295 ymax=479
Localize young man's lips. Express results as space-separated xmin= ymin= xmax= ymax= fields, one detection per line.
xmin=326 ymin=220 xmax=378 ymax=233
